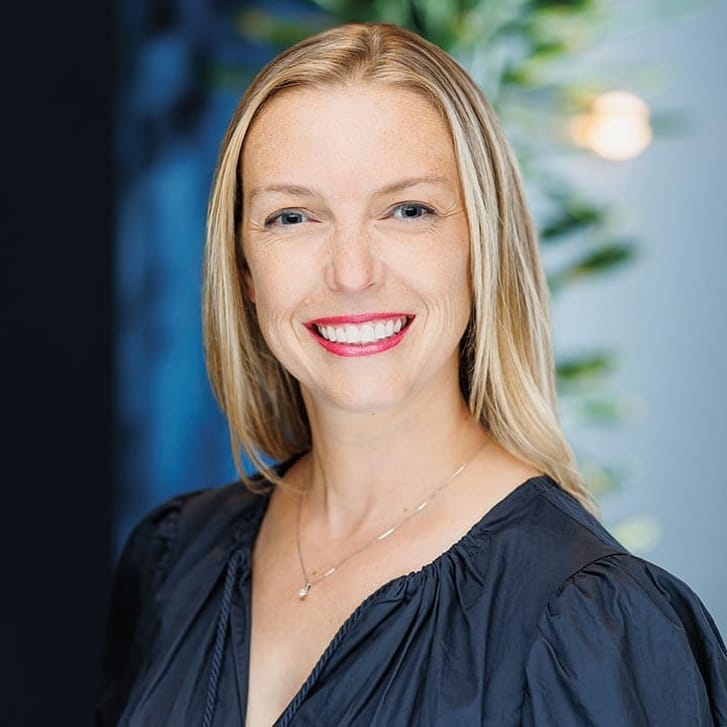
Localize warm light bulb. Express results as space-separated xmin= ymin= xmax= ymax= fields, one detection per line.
xmin=570 ymin=91 xmax=652 ymax=161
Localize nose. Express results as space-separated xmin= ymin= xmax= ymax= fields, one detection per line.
xmin=325 ymin=224 xmax=380 ymax=293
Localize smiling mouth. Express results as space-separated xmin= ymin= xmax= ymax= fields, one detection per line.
xmin=312 ymin=316 xmax=411 ymax=345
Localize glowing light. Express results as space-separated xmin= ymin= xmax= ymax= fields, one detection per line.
xmin=570 ymin=91 xmax=653 ymax=161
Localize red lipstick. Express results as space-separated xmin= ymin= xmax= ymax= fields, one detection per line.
xmin=305 ymin=313 xmax=414 ymax=357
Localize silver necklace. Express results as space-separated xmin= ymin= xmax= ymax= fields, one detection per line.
xmin=295 ymin=439 xmax=489 ymax=600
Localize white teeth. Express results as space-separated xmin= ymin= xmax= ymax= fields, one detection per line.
xmin=315 ymin=316 xmax=409 ymax=344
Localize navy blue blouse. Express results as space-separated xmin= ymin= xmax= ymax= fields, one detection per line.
xmin=96 ymin=472 xmax=727 ymax=726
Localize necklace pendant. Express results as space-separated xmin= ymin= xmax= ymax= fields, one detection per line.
xmin=298 ymin=582 xmax=312 ymax=600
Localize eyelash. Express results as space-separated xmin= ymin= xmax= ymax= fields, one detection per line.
xmin=264 ymin=209 xmax=310 ymax=227
xmin=263 ymin=201 xmax=437 ymax=228
xmin=389 ymin=202 xmax=436 ymax=221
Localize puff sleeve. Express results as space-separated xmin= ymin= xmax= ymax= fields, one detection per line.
xmin=94 ymin=492 xmax=201 ymax=726
xmin=522 ymin=555 xmax=727 ymax=726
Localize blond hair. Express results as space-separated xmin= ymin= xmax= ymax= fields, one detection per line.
xmin=203 ymin=22 xmax=596 ymax=513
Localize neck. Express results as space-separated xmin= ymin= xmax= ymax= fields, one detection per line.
xmin=295 ymin=381 xmax=488 ymax=538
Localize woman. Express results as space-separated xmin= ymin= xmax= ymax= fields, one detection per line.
xmin=97 ymin=22 xmax=727 ymax=726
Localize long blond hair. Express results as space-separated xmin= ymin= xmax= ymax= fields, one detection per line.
xmin=203 ymin=22 xmax=596 ymax=512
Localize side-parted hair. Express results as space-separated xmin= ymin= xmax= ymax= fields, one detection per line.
xmin=203 ymin=22 xmax=596 ymax=513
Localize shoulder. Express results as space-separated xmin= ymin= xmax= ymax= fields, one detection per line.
xmin=482 ymin=476 xmax=627 ymax=600
xmin=506 ymin=480 xmax=727 ymax=725
xmin=96 ymin=476 xmax=270 ymax=725
xmin=119 ymin=475 xmax=269 ymax=592
xmin=522 ymin=554 xmax=727 ymax=725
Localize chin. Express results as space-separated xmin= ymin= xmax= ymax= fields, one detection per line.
xmin=305 ymin=376 xmax=413 ymax=415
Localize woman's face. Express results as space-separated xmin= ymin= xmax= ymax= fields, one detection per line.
xmin=241 ymin=82 xmax=472 ymax=414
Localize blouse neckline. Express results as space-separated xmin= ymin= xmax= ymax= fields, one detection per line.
xmin=240 ymin=469 xmax=554 ymax=582
xmin=235 ymin=471 xmax=555 ymax=726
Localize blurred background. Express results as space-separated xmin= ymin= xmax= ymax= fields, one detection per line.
xmin=5 ymin=0 xmax=725 ymax=724
xmin=114 ymin=0 xmax=727 ymax=625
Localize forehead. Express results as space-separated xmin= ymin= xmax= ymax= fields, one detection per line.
xmin=241 ymin=83 xmax=459 ymax=190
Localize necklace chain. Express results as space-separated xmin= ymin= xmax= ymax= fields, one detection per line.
xmin=295 ymin=438 xmax=489 ymax=600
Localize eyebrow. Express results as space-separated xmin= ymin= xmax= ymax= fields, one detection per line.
xmin=247 ymin=183 xmax=317 ymax=200
xmin=246 ymin=175 xmax=452 ymax=201
xmin=376 ymin=175 xmax=451 ymax=196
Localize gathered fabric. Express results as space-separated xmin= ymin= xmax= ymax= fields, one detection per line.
xmin=96 ymin=469 xmax=727 ymax=727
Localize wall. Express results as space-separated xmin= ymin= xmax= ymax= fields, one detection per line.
xmin=554 ymin=0 xmax=727 ymax=633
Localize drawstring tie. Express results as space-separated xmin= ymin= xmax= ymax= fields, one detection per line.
xmin=202 ymin=550 xmax=243 ymax=727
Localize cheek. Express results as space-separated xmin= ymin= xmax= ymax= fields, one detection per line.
xmin=445 ymin=226 xmax=472 ymax=297
xmin=246 ymin=250 xmax=293 ymax=311
xmin=423 ymin=236 xmax=471 ymax=306
xmin=250 ymin=295 xmax=293 ymax=363
xmin=448 ymin=262 xmax=473 ymax=326
xmin=433 ymin=241 xmax=472 ymax=330
xmin=245 ymin=254 xmax=311 ymax=346
xmin=242 ymin=266 xmax=256 ymax=303
xmin=250 ymin=281 xmax=292 ymax=327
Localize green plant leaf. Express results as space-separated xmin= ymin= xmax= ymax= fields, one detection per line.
xmin=238 ymin=8 xmax=329 ymax=46
xmin=610 ymin=515 xmax=662 ymax=553
xmin=579 ymin=461 xmax=623 ymax=497
xmin=549 ymin=240 xmax=637 ymax=291
xmin=540 ymin=202 xmax=607 ymax=242
xmin=556 ymin=352 xmax=614 ymax=382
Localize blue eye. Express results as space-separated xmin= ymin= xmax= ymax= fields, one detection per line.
xmin=267 ymin=209 xmax=309 ymax=226
xmin=391 ymin=203 xmax=434 ymax=220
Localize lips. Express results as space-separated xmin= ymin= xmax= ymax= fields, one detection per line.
xmin=315 ymin=316 xmax=407 ymax=344
xmin=306 ymin=313 xmax=413 ymax=356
